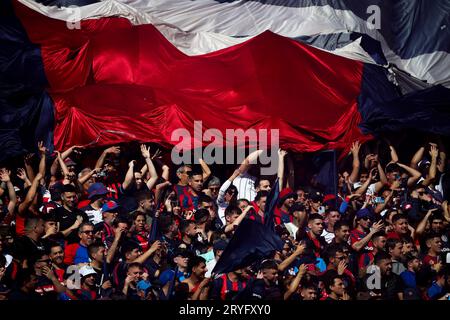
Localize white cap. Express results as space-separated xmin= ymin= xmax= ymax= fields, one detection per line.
xmin=79 ymin=265 xmax=97 ymax=278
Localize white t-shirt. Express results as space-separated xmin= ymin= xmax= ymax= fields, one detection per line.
xmin=233 ymin=173 xmax=257 ymax=202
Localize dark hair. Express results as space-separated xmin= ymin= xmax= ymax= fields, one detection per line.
xmin=255 ymin=190 xmax=269 ymax=202
xmin=78 ymin=222 xmax=94 ymax=233
xmin=136 ymin=191 xmax=154 ymax=204
xmin=188 ymin=170 xmax=203 ymax=179
xmin=46 ymin=241 xmax=63 ymax=255
xmin=372 ymin=231 xmax=386 ymax=242
xmin=392 ymin=213 xmax=408 ymax=224
xmin=179 ymin=219 xmax=196 ymax=234
xmin=132 ymin=211 xmax=146 ymax=222
xmin=425 ymin=232 xmax=442 ymax=242
xmin=127 ymin=262 xmax=143 ymax=271
xmin=121 ymin=241 xmax=141 ymax=258
xmin=386 ymin=238 xmax=402 ymax=251
xmin=187 ymin=255 xmax=206 ymax=272
xmin=374 ymin=251 xmax=392 ymax=265
xmin=385 ymin=163 xmax=400 ymax=174
xmin=87 ymin=242 xmax=105 ymax=260
xmin=113 ymin=215 xmax=131 ymax=228
xmin=333 ymin=220 xmax=350 ymax=232
xmin=404 ymin=253 xmax=419 ymax=265
xmin=15 ymin=269 xmax=36 ymax=287
xmin=430 ymin=212 xmax=444 ymax=222
xmin=159 ymin=215 xmax=175 ymax=234
xmin=259 ymin=259 xmax=278 ymax=271
xmin=198 ymin=194 xmax=213 ymax=204
xmin=324 ymin=271 xmax=342 ymax=294
xmin=324 ymin=245 xmax=344 ymax=265
xmin=62 ymin=184 xmax=77 ymax=193
xmin=224 ymin=205 xmax=241 ymax=218
xmin=308 ymin=213 xmax=324 ymax=223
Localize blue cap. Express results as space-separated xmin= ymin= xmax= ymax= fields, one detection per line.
xmin=356 ymin=208 xmax=373 ymax=220
xmin=88 ymin=182 xmax=109 ymax=199
xmin=102 ymin=200 xmax=119 ymax=212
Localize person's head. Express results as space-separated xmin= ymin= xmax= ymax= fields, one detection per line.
xmin=385 ymin=163 xmax=401 ymax=184
xmin=237 ymin=199 xmax=250 ymax=212
xmin=412 ymin=184 xmax=433 ymax=203
xmin=159 ymin=215 xmax=178 ymax=237
xmin=386 ymin=238 xmax=403 ymax=260
xmin=405 ymin=254 xmax=422 ymax=272
xmin=79 ymin=265 xmax=97 ymax=289
xmin=48 ymin=243 xmax=65 ymax=266
xmin=173 ymin=249 xmax=190 ymax=269
xmin=212 ymin=239 xmax=228 ymax=260
xmin=255 ymin=191 xmax=269 ymax=212
xmin=188 ymin=172 xmax=204 ymax=193
xmin=25 ymin=217 xmax=45 ymax=238
xmin=430 ymin=213 xmax=445 ymax=233
xmin=296 ymin=188 xmax=307 ymax=204
xmin=256 ymin=179 xmax=271 ymax=192
xmin=356 ymin=209 xmax=374 ymax=230
xmin=374 ymin=251 xmax=392 ymax=276
xmin=224 ymin=205 xmax=242 ymax=225
xmin=176 ymin=165 xmax=192 ymax=185
xmin=122 ymin=242 xmax=142 ymax=262
xmin=359 ymin=168 xmax=369 ymax=184
xmin=425 ymin=233 xmax=442 ymax=255
xmin=194 ymin=209 xmax=210 ymax=226
xmin=333 ymin=221 xmax=351 ymax=243
xmin=300 ymin=280 xmax=318 ymax=300
xmin=198 ymin=194 xmax=215 ymax=217
xmin=325 ymin=210 xmax=340 ymax=228
xmin=325 ymin=273 xmax=346 ymax=297
xmin=372 ymin=232 xmax=387 ymax=251
xmin=133 ymin=171 xmax=144 ymax=190
xmin=279 ymin=188 xmax=297 ymax=209
xmin=31 ymin=251 xmax=51 ymax=275
xmin=207 ymin=177 xmax=221 ymax=198
xmin=43 ymin=214 xmax=58 ymax=234
xmin=309 ymin=192 xmax=323 ymax=211
xmin=224 ymin=185 xmax=238 ymax=204
xmin=392 ymin=214 xmax=409 ymax=235
xmin=113 ymin=215 xmax=131 ymax=233
xmin=402 ymin=238 xmax=415 ymax=256
xmin=127 ymin=262 xmax=144 ymax=283
xmin=179 ymin=219 xmax=197 ymax=238
xmin=187 ymin=256 xmax=207 ymax=280
xmin=326 ymin=245 xmax=346 ymax=269
xmin=136 ymin=191 xmax=155 ymax=213
xmin=307 ymin=214 xmax=324 ymax=237
xmin=78 ymin=168 xmax=95 ymax=192
xmin=16 ymin=269 xmax=38 ymax=291
xmin=88 ymin=242 xmax=106 ymax=264
xmin=61 ymin=184 xmax=78 ymax=209
xmin=133 ymin=212 xmax=147 ymax=232
xmin=101 ymin=200 xmax=120 ymax=224
xmin=78 ymin=222 xmax=95 ymax=246
xmin=259 ymin=259 xmax=279 ymax=285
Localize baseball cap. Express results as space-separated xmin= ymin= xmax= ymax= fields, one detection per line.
xmin=278 ymin=188 xmax=298 ymax=206
xmin=79 ymin=265 xmax=97 ymax=278
xmin=88 ymin=183 xmax=109 ymax=199
xmin=356 ymin=208 xmax=374 ymax=220
xmin=213 ymin=239 xmax=228 ymax=251
xmin=102 ymin=200 xmax=119 ymax=213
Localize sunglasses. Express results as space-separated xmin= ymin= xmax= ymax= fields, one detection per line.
xmin=37 ymin=259 xmax=51 ymax=264
xmin=81 ymin=230 xmax=94 ymax=234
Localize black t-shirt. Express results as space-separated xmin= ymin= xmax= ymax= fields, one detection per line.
xmin=35 ymin=275 xmax=59 ymax=300
xmin=12 ymin=236 xmax=46 ymax=264
xmin=54 ymin=206 xmax=89 ymax=244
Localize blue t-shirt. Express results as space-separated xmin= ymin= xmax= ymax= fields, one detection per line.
xmin=73 ymin=244 xmax=90 ymax=264
xmin=400 ymin=270 xmax=416 ymax=288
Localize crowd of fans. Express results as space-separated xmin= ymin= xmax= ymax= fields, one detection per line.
xmin=0 ymin=138 xmax=450 ymax=301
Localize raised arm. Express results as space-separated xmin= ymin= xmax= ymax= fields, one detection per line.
xmin=24 ymin=153 xmax=35 ymax=182
xmin=122 ymin=160 xmax=136 ymax=191
xmin=132 ymin=240 xmax=161 ymax=264
xmin=415 ymin=209 xmax=436 ymax=237
xmin=238 ymin=150 xmax=263 ymax=174
xmin=351 ymin=220 xmax=384 ymax=252
xmin=217 ymin=169 xmax=240 ymax=205
xmin=397 ymin=163 xmax=421 ymax=187
xmin=18 ymin=173 xmax=42 ymax=215
xmin=140 ymin=145 xmax=158 ymax=190
xmin=277 ymin=149 xmax=287 ymax=190
xmin=0 ymin=170 xmax=17 ymax=216
xmin=78 ymin=168 xmax=100 ymax=185
xmin=278 ymin=243 xmax=305 ymax=272
xmin=410 ymin=145 xmax=425 ymax=170
xmin=389 ymin=144 xmax=399 ymax=164
xmin=348 ymin=141 xmax=361 ymax=184
xmin=224 ymin=206 xmax=252 ymax=233
xmin=95 ymin=146 xmax=120 ymax=170
xmin=199 ymin=158 xmax=211 ymax=181
xmin=37 ymin=141 xmax=47 ymax=184
xmin=284 ymin=264 xmax=307 ymax=300
xmin=422 ymin=145 xmax=438 ymax=186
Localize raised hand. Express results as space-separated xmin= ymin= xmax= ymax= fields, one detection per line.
xmin=24 ymin=153 xmax=34 ymax=165
xmin=351 ymin=141 xmax=361 ymax=155
xmin=37 ymin=141 xmax=47 ymax=155
xmin=0 ymin=169 xmax=11 ymax=182
xmin=105 ymin=146 xmax=120 ymax=155
xmin=430 ymin=145 xmax=439 ymax=159
xmin=151 ymin=148 xmax=162 ymax=160
xmin=370 ymin=220 xmax=384 ymax=233
xmin=337 ymin=260 xmax=347 ymax=276
xmin=140 ymin=144 xmax=151 ymax=159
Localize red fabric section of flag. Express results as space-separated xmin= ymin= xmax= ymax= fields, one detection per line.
xmin=14 ymin=2 xmax=370 ymax=152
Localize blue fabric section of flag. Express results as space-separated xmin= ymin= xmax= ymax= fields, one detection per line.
xmin=358 ymin=64 xmax=450 ymax=136
xmin=0 ymin=0 xmax=54 ymax=162
xmin=264 ymin=177 xmax=280 ymax=231
xmin=312 ymin=150 xmax=338 ymax=198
